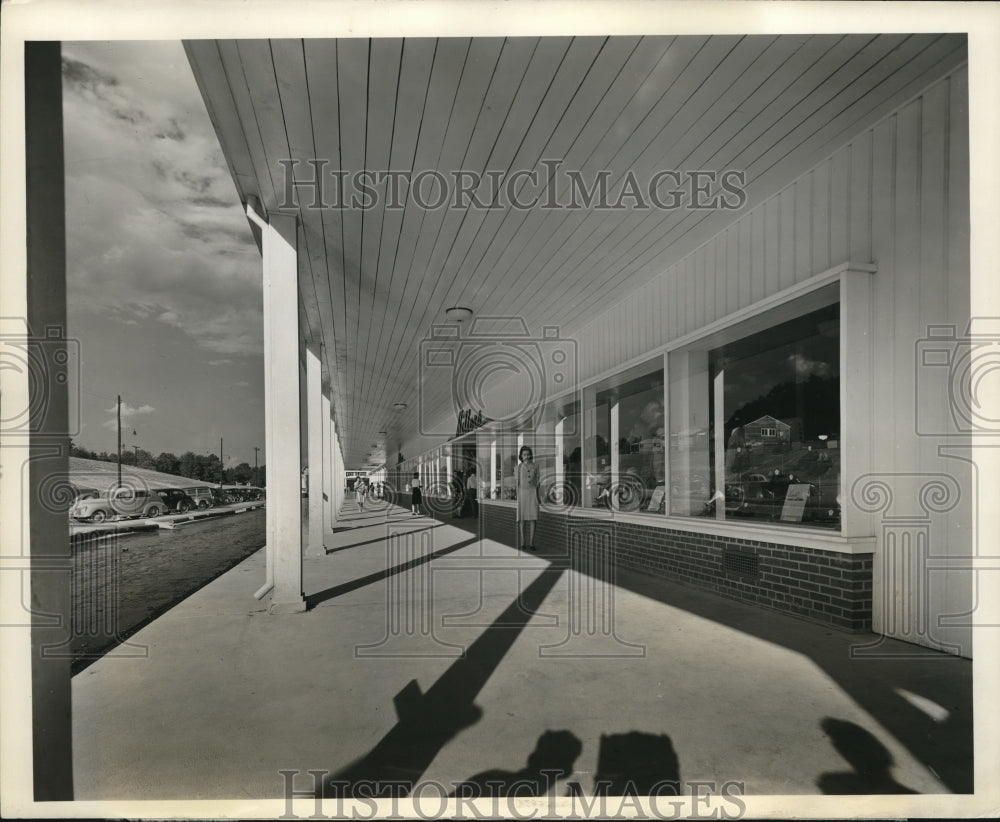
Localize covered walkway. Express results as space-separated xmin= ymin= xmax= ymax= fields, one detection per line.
xmin=72 ymin=500 xmax=971 ymax=803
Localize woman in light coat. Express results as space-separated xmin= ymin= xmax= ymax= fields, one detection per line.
xmin=516 ymin=446 xmax=540 ymax=551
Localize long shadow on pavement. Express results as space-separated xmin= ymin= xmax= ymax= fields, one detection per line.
xmin=608 ymin=562 xmax=972 ymax=794
xmin=316 ymin=507 xmax=971 ymax=794
xmin=308 ymin=533 xmax=482 ymax=608
xmin=325 ymin=523 xmax=445 ymax=555
xmin=320 ymin=565 xmax=566 ymax=796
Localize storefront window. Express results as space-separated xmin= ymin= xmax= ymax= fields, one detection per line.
xmin=499 ymin=424 xmax=519 ymax=500
xmin=669 ymin=286 xmax=841 ymax=529
xmin=534 ymin=408 xmax=557 ymax=506
xmin=583 ymin=359 xmax=665 ymax=512
xmin=527 ymin=397 xmax=575 ymax=507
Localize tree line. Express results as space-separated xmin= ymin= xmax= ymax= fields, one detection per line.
xmin=70 ymin=442 xmax=265 ymax=485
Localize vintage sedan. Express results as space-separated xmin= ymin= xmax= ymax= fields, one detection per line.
xmin=70 ymin=488 xmax=170 ymax=523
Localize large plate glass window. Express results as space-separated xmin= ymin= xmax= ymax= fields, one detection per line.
xmin=534 ymin=396 xmax=581 ymax=508
xmin=583 ymin=358 xmax=666 ymax=513
xmin=668 ymin=284 xmax=841 ymax=529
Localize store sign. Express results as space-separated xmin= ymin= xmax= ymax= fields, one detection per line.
xmin=780 ymin=483 xmax=811 ymax=522
xmin=647 ymin=485 xmax=666 ymax=513
xmin=455 ymin=408 xmax=487 ymax=437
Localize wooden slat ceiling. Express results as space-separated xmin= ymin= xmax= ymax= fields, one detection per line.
xmin=185 ymin=34 xmax=966 ymax=469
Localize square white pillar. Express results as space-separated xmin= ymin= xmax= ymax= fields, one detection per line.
xmin=333 ymin=431 xmax=343 ymax=521
xmin=306 ymin=344 xmax=324 ymax=556
xmin=259 ymin=210 xmax=305 ymax=614
xmin=322 ymin=393 xmax=332 ymax=540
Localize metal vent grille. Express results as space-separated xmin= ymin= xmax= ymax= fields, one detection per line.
xmin=723 ymin=548 xmax=759 ymax=579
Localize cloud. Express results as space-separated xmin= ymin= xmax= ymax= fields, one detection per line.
xmin=105 ymin=402 xmax=155 ymax=417
xmin=63 ymin=42 xmax=261 ymax=355
xmin=102 ymin=401 xmax=155 ymax=429
xmin=787 ymin=353 xmax=832 ymax=377
xmin=207 ymin=359 xmax=233 ymax=366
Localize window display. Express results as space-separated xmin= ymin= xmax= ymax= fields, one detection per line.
xmin=534 ymin=397 xmax=581 ymax=508
xmin=499 ymin=424 xmax=519 ymax=500
xmin=669 ymin=289 xmax=841 ymax=529
xmin=584 ymin=360 xmax=665 ymax=512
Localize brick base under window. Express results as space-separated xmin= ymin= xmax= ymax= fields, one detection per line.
xmin=394 ymin=496 xmax=873 ymax=632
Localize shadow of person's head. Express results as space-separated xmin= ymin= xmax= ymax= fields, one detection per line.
xmin=526 ymin=729 xmax=584 ymax=778
xmin=821 ymin=717 xmax=892 ymax=775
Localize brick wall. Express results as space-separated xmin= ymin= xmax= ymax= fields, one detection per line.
xmin=610 ymin=519 xmax=873 ymax=631
xmin=476 ymin=503 xmax=873 ymax=632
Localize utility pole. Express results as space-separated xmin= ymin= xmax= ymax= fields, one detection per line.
xmin=132 ymin=445 xmax=139 ymax=464
xmin=116 ymin=394 xmax=122 ymax=488
xmin=219 ymin=437 xmax=224 ymax=488
xmin=254 ymin=446 xmax=260 ymax=487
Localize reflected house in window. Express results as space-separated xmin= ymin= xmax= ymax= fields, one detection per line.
xmin=745 ymin=415 xmax=791 ymax=447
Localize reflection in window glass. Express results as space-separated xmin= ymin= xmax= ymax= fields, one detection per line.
xmin=670 ymin=300 xmax=840 ymax=529
xmin=560 ymin=402 xmax=582 ymax=508
xmin=584 ymin=392 xmax=611 ymax=508
xmin=500 ymin=425 xmax=519 ymax=500
xmin=585 ymin=363 xmax=665 ymax=512
xmin=617 ymin=375 xmax=666 ymax=512
xmin=535 ymin=398 xmax=581 ymax=507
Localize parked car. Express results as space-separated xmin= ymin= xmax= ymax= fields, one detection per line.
xmin=70 ymin=488 xmax=100 ymax=506
xmin=157 ymin=488 xmax=198 ymax=514
xmin=210 ymin=488 xmax=234 ymax=506
xmin=70 ymin=488 xmax=169 ymax=523
xmin=183 ymin=486 xmax=215 ymax=510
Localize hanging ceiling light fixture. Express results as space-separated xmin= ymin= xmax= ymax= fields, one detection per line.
xmin=445 ymin=306 xmax=474 ymax=323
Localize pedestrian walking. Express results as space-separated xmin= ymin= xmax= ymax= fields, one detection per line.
xmin=357 ymin=479 xmax=367 ymax=511
xmin=465 ymin=467 xmax=478 ymax=517
xmin=410 ymin=471 xmax=423 ymax=516
xmin=452 ymin=469 xmax=466 ymax=518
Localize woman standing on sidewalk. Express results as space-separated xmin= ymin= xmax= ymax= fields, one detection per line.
xmin=356 ymin=479 xmax=367 ymax=511
xmin=516 ymin=446 xmax=540 ymax=550
xmin=410 ymin=471 xmax=423 ymax=516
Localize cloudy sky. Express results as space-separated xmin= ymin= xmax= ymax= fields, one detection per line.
xmin=63 ymin=40 xmax=265 ymax=467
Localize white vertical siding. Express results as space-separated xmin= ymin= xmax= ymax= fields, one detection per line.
xmin=408 ymin=69 xmax=971 ymax=655
xmin=565 ymin=68 xmax=971 ymax=654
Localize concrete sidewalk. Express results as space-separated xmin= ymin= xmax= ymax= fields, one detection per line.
xmin=72 ymin=501 xmax=972 ymax=801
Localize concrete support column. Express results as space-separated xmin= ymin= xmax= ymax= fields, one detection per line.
xmin=332 ymin=423 xmax=342 ymax=521
xmin=306 ymin=344 xmax=324 ymax=557
xmin=18 ymin=40 xmax=73 ymax=800
xmin=321 ymin=392 xmax=333 ymax=542
xmin=337 ymin=440 xmax=345 ymax=517
xmin=249 ymin=204 xmax=305 ymax=614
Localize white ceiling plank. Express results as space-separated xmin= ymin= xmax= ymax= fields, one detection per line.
xmin=301 ymin=40 xmax=352 ymax=429
xmin=451 ymin=37 xmax=645 ymax=327
xmin=352 ymin=37 xmax=403 ymax=447
xmin=363 ymin=38 xmax=471 ymax=426
xmin=183 ymin=41 xmax=261 ymax=207
xmin=467 ymin=36 xmax=689 ymax=319
xmin=186 ymin=34 xmax=968 ymax=465
xmin=365 ymin=38 xmax=439 ymax=426
xmin=561 ymin=34 xmax=965 ymax=329
xmin=375 ymin=38 xmax=505 ymax=422
xmin=213 ymin=39 xmax=281 ymax=209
